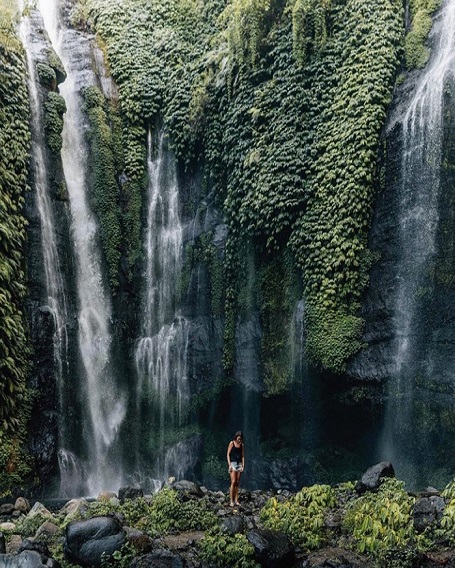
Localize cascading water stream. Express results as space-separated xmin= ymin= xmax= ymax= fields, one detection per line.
xmin=135 ymin=130 xmax=189 ymax=484
xmin=19 ymin=10 xmax=69 ymax=437
xmin=21 ymin=14 xmax=68 ymax=385
xmin=37 ymin=0 xmax=126 ymax=495
xmin=381 ymin=0 xmax=455 ymax=480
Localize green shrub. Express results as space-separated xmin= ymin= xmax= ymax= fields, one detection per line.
xmin=343 ymin=478 xmax=417 ymax=555
xmin=198 ymin=527 xmax=259 ymax=567
xmin=260 ymin=484 xmax=335 ymax=549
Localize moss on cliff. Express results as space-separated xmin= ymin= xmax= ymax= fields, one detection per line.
xmin=87 ymin=0 xmax=405 ymax=375
xmin=82 ymin=85 xmax=122 ymax=289
xmin=0 ymin=6 xmax=32 ymax=492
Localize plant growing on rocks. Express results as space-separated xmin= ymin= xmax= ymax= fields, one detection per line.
xmin=260 ymin=483 xmax=336 ymax=549
xmin=342 ymin=478 xmax=422 ymax=558
xmin=198 ymin=527 xmax=259 ymax=567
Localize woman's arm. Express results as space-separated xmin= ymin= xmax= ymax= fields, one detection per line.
xmin=241 ymin=444 xmax=245 ymax=470
xmin=227 ymin=441 xmax=233 ymax=469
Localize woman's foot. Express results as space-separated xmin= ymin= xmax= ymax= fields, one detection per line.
xmin=230 ymin=501 xmax=234 ymax=507
xmin=234 ymin=501 xmax=240 ymax=506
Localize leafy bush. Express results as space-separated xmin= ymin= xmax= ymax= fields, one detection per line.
xmin=343 ymin=478 xmax=417 ymax=555
xmin=198 ymin=527 xmax=259 ymax=567
xmin=260 ymin=484 xmax=335 ymax=549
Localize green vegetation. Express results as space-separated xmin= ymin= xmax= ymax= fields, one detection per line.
xmin=82 ymin=85 xmax=122 ymax=288
xmin=343 ymin=478 xmax=418 ymax=555
xmin=84 ymin=0 xmax=405 ymax=373
xmin=0 ymin=0 xmax=32 ymax=492
xmin=12 ymin=476 xmax=455 ymax=567
xmin=405 ymin=0 xmax=441 ymax=69
xmin=260 ymin=483 xmax=336 ymax=549
xmin=198 ymin=528 xmax=259 ymax=567
xmin=44 ymin=91 xmax=66 ymax=154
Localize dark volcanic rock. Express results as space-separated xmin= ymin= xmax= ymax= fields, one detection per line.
xmin=118 ymin=486 xmax=144 ymax=503
xmin=355 ymin=461 xmax=395 ymax=494
xmin=64 ymin=516 xmax=126 ymax=567
xmin=221 ymin=515 xmax=245 ymax=535
xmin=413 ymin=495 xmax=445 ymax=532
xmin=17 ymin=540 xmax=51 ymax=558
xmin=247 ymin=528 xmax=295 ymax=568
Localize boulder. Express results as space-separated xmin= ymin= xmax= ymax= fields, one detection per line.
xmin=0 ymin=504 xmax=15 ymax=516
xmin=35 ymin=521 xmax=60 ymax=538
xmin=413 ymin=495 xmax=445 ymax=532
xmin=118 ymin=486 xmax=143 ymax=504
xmin=355 ymin=462 xmax=395 ymax=494
xmin=63 ymin=515 xmax=126 ymax=567
xmin=0 ymin=551 xmax=51 ymax=567
xmin=130 ymin=549 xmax=185 ymax=568
xmin=170 ymin=480 xmax=203 ymax=498
xmin=247 ymin=529 xmax=295 ymax=568
xmin=0 ymin=522 xmax=17 ymax=532
xmin=14 ymin=498 xmax=31 ymax=514
xmin=7 ymin=535 xmax=23 ymax=554
xmin=17 ymin=539 xmax=51 ymax=557
xmin=61 ymin=499 xmax=89 ymax=522
xmin=221 ymin=515 xmax=245 ymax=535
xmin=27 ymin=503 xmax=52 ymax=519
xmin=124 ymin=527 xmax=153 ymax=554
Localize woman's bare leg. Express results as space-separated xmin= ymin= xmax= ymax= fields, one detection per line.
xmin=229 ymin=470 xmax=236 ymax=504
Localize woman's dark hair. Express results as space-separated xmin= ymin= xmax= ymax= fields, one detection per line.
xmin=234 ymin=431 xmax=244 ymax=443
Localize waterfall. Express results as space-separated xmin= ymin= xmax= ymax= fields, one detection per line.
xmin=381 ymin=0 xmax=455 ymax=483
xmin=37 ymin=0 xmax=126 ymax=495
xmin=19 ymin=14 xmax=69 ymax=397
xmin=135 ymin=130 xmax=189 ymax=485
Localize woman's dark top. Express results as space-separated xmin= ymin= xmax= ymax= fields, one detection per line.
xmin=229 ymin=442 xmax=243 ymax=463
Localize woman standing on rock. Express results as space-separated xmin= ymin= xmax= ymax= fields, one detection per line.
xmin=227 ymin=431 xmax=244 ymax=507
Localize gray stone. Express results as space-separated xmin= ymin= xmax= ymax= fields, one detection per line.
xmin=355 ymin=462 xmax=395 ymax=494
xmin=0 ymin=551 xmax=50 ymax=567
xmin=221 ymin=515 xmax=245 ymax=535
xmin=7 ymin=535 xmax=22 ymax=554
xmin=171 ymin=480 xmax=203 ymax=497
xmin=413 ymin=495 xmax=445 ymax=532
xmin=247 ymin=529 xmax=295 ymax=568
xmin=14 ymin=498 xmax=30 ymax=514
xmin=35 ymin=521 xmax=60 ymax=538
xmin=17 ymin=539 xmax=51 ymax=558
xmin=0 ymin=504 xmax=14 ymax=516
xmin=64 ymin=516 xmax=126 ymax=567
xmin=118 ymin=486 xmax=144 ymax=504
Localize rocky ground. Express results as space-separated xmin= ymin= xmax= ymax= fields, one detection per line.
xmin=2 ymin=463 xmax=455 ymax=567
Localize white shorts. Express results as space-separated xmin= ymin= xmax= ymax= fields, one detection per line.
xmin=230 ymin=461 xmax=243 ymax=472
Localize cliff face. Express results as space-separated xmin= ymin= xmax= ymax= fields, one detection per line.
xmin=348 ymin=2 xmax=455 ymax=487
xmin=17 ymin=0 xmax=455 ymax=495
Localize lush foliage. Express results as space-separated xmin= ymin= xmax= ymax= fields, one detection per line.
xmin=82 ymin=85 xmax=122 ymax=288
xmin=0 ymin=1 xmax=32 ymax=491
xmin=343 ymin=478 xmax=417 ymax=556
xmin=260 ymin=483 xmax=335 ymax=549
xmin=84 ymin=0 xmax=406 ymax=374
xmin=86 ymin=490 xmax=218 ymax=534
xmin=405 ymin=0 xmax=441 ymax=69
xmin=44 ymin=91 xmax=66 ymax=154
xmin=198 ymin=527 xmax=259 ymax=568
